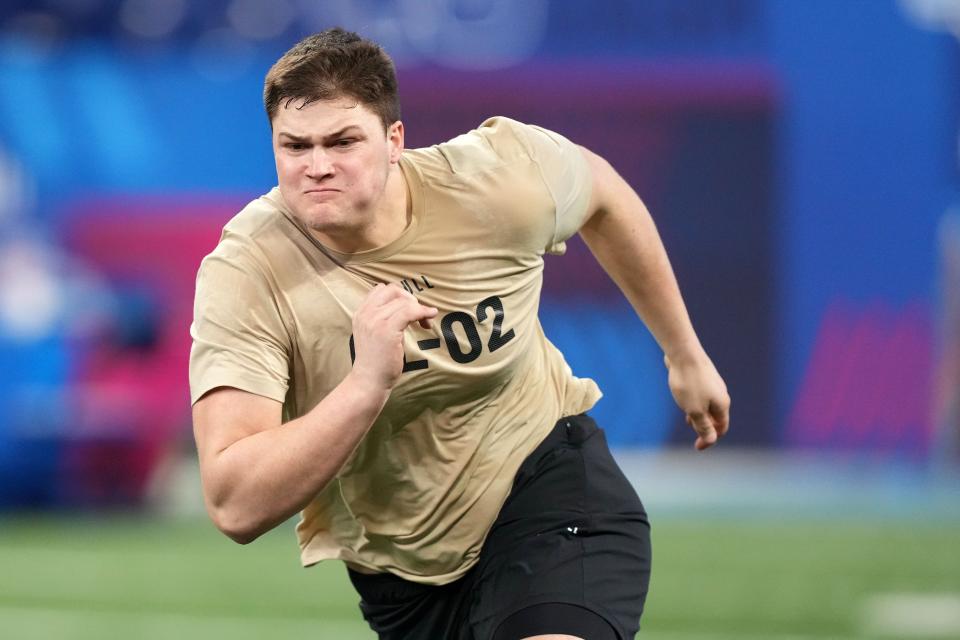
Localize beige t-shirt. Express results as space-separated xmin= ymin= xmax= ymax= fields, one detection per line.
xmin=189 ymin=116 xmax=602 ymax=584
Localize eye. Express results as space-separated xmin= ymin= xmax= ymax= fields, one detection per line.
xmin=334 ymin=138 xmax=356 ymax=148
xmin=285 ymin=142 xmax=308 ymax=151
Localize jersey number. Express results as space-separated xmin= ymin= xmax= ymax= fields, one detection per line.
xmin=349 ymin=295 xmax=516 ymax=370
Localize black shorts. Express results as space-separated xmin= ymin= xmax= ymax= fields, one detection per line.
xmin=347 ymin=414 xmax=652 ymax=640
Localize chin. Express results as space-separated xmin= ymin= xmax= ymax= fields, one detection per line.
xmin=302 ymin=210 xmax=356 ymax=238
xmin=294 ymin=201 xmax=339 ymax=228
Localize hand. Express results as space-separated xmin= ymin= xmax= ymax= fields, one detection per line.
xmin=663 ymin=352 xmax=730 ymax=451
xmin=349 ymin=284 xmax=438 ymax=391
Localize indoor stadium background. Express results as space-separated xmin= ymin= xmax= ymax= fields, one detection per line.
xmin=0 ymin=1 xmax=958 ymax=638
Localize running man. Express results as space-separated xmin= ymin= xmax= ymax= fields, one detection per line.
xmin=190 ymin=28 xmax=730 ymax=640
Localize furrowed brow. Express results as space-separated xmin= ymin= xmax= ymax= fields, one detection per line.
xmin=323 ymin=126 xmax=363 ymax=141
xmin=278 ymin=132 xmax=310 ymax=142
xmin=277 ymin=127 xmax=363 ymax=143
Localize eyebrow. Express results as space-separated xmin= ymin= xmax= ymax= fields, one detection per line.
xmin=278 ymin=126 xmax=364 ymax=143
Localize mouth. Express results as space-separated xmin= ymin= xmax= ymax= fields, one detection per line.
xmin=303 ymin=188 xmax=341 ymax=202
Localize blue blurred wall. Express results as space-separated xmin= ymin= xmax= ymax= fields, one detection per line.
xmin=769 ymin=0 xmax=958 ymax=417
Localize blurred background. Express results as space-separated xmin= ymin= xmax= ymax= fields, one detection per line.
xmin=0 ymin=0 xmax=958 ymax=638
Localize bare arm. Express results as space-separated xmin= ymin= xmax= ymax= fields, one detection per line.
xmin=577 ymin=146 xmax=730 ymax=449
xmin=193 ymin=284 xmax=437 ymax=543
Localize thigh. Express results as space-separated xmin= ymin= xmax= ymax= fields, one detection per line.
xmin=466 ymin=414 xmax=652 ymax=640
xmin=348 ymin=568 xmax=468 ymax=640
xmin=493 ymin=602 xmax=618 ymax=640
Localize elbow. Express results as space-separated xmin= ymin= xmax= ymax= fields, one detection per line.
xmin=222 ymin=525 xmax=260 ymax=546
xmin=207 ymin=503 xmax=265 ymax=545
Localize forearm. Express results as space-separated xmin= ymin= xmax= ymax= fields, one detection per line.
xmin=203 ymin=373 xmax=389 ymax=543
xmin=574 ymin=146 xmax=730 ymax=447
xmin=579 ymin=190 xmax=705 ymax=365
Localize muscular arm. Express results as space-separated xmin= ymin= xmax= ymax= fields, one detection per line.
xmin=193 ymin=377 xmax=388 ymax=544
xmin=576 ymin=146 xmax=730 ymax=449
xmin=193 ymin=284 xmax=437 ymax=544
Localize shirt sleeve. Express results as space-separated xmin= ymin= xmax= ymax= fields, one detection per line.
xmin=518 ymin=123 xmax=594 ymax=255
xmin=189 ymin=238 xmax=290 ymax=405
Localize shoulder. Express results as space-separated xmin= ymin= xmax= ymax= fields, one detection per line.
xmin=467 ymin=116 xmax=537 ymax=160
xmin=220 ymin=188 xmax=293 ymax=247
xmin=192 ymin=196 xmax=289 ymax=336
xmin=405 ymin=117 xmax=573 ymax=177
xmin=473 ymin=117 xmax=578 ymax=167
xmin=199 ymin=188 xmax=299 ymax=278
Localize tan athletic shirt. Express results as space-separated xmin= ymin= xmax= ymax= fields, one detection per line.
xmin=189 ymin=116 xmax=602 ymax=585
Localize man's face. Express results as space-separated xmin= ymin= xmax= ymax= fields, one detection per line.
xmin=272 ymin=96 xmax=403 ymax=244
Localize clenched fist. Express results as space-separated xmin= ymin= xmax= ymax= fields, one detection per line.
xmin=664 ymin=352 xmax=731 ymax=451
xmin=350 ymin=284 xmax=438 ymax=391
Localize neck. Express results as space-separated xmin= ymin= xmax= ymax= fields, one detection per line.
xmin=373 ymin=162 xmax=410 ymax=245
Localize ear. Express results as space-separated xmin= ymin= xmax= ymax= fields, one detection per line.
xmin=387 ymin=121 xmax=404 ymax=163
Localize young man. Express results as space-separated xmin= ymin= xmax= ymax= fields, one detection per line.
xmin=190 ymin=28 xmax=729 ymax=640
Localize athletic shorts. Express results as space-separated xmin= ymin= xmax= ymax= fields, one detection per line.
xmin=347 ymin=413 xmax=652 ymax=639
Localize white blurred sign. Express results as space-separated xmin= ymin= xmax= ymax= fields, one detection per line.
xmin=900 ymin=0 xmax=960 ymax=37
xmin=297 ymin=0 xmax=548 ymax=69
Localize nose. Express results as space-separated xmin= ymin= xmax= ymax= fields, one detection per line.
xmin=305 ymin=148 xmax=333 ymax=179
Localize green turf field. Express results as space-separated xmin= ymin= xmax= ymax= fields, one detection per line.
xmin=0 ymin=515 xmax=957 ymax=639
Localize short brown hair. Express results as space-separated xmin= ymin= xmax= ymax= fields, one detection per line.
xmin=263 ymin=28 xmax=400 ymax=130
